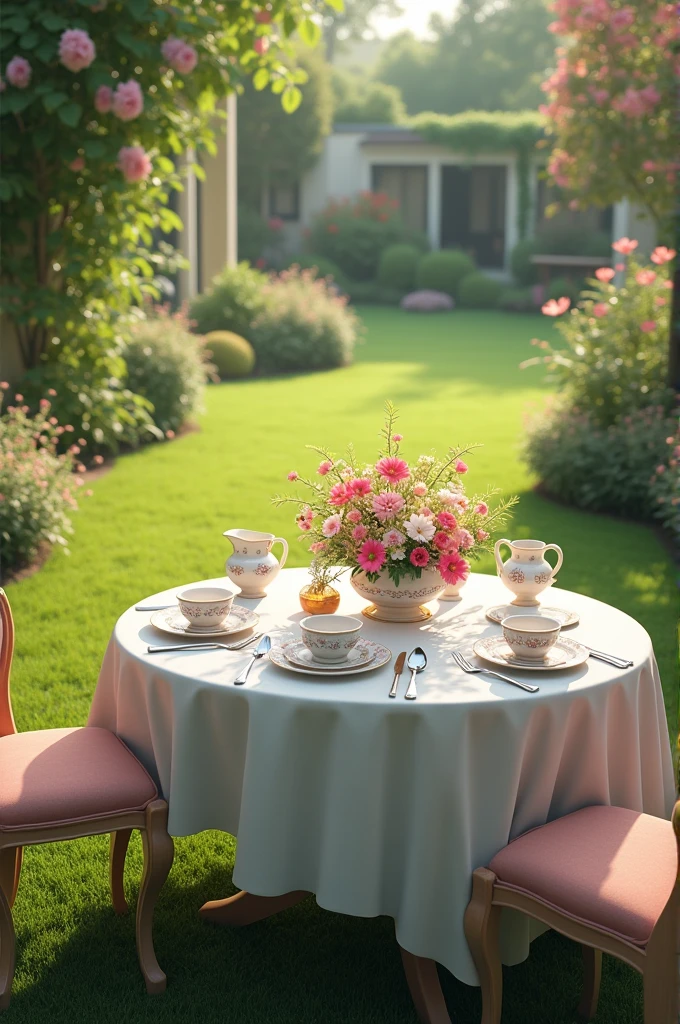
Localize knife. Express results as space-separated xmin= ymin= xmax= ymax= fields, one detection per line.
xmin=389 ymin=651 xmax=407 ymax=698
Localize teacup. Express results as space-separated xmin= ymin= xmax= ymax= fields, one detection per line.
xmin=501 ymin=614 xmax=561 ymax=661
xmin=177 ymin=587 xmax=234 ymax=630
xmin=300 ymin=614 xmax=362 ymax=664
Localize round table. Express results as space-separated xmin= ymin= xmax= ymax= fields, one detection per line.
xmin=88 ymin=568 xmax=674 ymax=1001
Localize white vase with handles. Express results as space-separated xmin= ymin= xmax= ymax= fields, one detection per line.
xmin=223 ymin=529 xmax=289 ymax=598
xmin=494 ymin=538 xmax=563 ymax=607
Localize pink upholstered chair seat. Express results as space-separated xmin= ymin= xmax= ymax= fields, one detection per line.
xmin=489 ymin=805 xmax=677 ymax=947
xmin=0 ymin=726 xmax=157 ymax=831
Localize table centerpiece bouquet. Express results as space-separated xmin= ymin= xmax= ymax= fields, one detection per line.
xmin=274 ymin=404 xmax=517 ymax=622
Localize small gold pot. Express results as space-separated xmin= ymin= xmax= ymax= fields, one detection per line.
xmin=299 ymin=584 xmax=341 ymax=615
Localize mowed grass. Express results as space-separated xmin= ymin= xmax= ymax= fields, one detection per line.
xmin=4 ymin=308 xmax=678 ymax=1024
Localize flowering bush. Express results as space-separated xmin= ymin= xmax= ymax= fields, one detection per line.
xmin=249 ymin=267 xmax=361 ymax=374
xmin=309 ymin=192 xmax=428 ymax=281
xmin=189 ymin=263 xmax=268 ymax=340
xmin=522 ymin=240 xmax=675 ymax=427
xmin=0 ymin=385 xmax=88 ymax=576
xmin=649 ymin=422 xmax=680 ymax=542
xmin=274 ymin=405 xmax=517 ymax=586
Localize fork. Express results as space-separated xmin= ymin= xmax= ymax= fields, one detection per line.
xmin=452 ymin=650 xmax=539 ymax=694
xmin=147 ymin=632 xmax=263 ymax=654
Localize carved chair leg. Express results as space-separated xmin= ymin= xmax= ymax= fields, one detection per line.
xmin=0 ymin=878 xmax=15 ymax=1011
xmin=136 ymin=801 xmax=174 ymax=995
xmin=464 ymin=868 xmax=503 ymax=1024
xmin=399 ymin=946 xmax=451 ymax=1024
xmin=110 ymin=829 xmax=133 ymax=914
xmin=0 ymin=848 xmax=22 ymax=909
xmin=578 ymin=946 xmax=602 ymax=1021
xmin=642 ymin=897 xmax=679 ymax=1024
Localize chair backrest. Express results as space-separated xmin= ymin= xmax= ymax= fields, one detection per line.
xmin=0 ymin=588 xmax=16 ymax=737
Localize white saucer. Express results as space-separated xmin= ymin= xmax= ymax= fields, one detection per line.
xmin=485 ymin=604 xmax=579 ymax=628
xmin=473 ymin=635 xmax=588 ymax=671
xmin=150 ymin=605 xmax=259 ymax=639
xmin=283 ymin=638 xmax=376 ymax=671
xmin=270 ymin=640 xmax=391 ymax=678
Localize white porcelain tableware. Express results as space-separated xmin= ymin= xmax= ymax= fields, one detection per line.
xmin=223 ymin=528 xmax=289 ymax=597
xmin=350 ymin=566 xmax=446 ymax=622
xmin=269 ymin=639 xmax=392 ymax=678
xmin=177 ymin=586 xmax=234 ymax=630
xmin=299 ymin=614 xmax=362 ymax=663
xmin=501 ymin=614 xmax=561 ymax=661
xmin=473 ymin=635 xmax=588 ymax=671
xmin=494 ymin=539 xmax=564 ymax=606
xmin=150 ymin=605 xmax=259 ymax=639
xmin=486 ymin=604 xmax=579 ymax=628
xmin=283 ymin=638 xmax=376 ymax=671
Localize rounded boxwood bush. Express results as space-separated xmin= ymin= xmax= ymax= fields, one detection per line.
xmin=510 ymin=238 xmax=539 ymax=285
xmin=204 ymin=331 xmax=256 ymax=379
xmin=416 ymin=250 xmax=475 ymax=298
xmin=546 ymin=275 xmax=582 ymax=305
xmin=189 ymin=262 xmax=267 ymax=339
xmin=497 ymin=286 xmax=537 ymax=312
xmin=377 ymin=243 xmax=421 ymax=292
xmin=457 ymin=272 xmax=504 ymax=309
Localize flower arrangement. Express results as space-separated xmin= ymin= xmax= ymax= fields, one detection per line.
xmin=274 ymin=404 xmax=517 ymax=589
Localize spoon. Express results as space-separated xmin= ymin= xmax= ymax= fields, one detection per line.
xmin=404 ymin=647 xmax=427 ymax=701
xmin=234 ymin=634 xmax=271 ymax=685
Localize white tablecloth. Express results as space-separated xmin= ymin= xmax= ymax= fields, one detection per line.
xmin=88 ymin=568 xmax=674 ymax=985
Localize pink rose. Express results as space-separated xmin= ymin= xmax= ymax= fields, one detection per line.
xmin=592 ymin=303 xmax=609 ymax=317
xmin=409 ymin=546 xmax=430 ymax=568
xmin=69 ymin=156 xmax=85 ymax=171
xmin=59 ymin=29 xmax=96 ymax=72
xmin=639 ymin=321 xmax=657 ymax=333
xmin=474 ymin=502 xmax=488 ymax=516
xmin=255 ymin=10 xmax=272 ymax=23
xmin=346 ymin=509 xmax=362 ymax=524
xmin=436 ymin=510 xmax=457 ymax=529
xmin=94 ymin=85 xmax=113 ymax=113
xmin=6 ymin=56 xmax=31 ymax=88
xmin=254 ymin=37 xmax=270 ymax=55
xmin=113 ymin=80 xmax=144 ymax=121
xmin=611 ymin=236 xmax=638 ymax=255
xmin=173 ymin=43 xmax=198 ymax=75
xmin=117 ymin=145 xmax=152 ymax=183
xmin=161 ymin=37 xmax=184 ymax=64
xmin=594 ymin=267 xmax=615 ymax=282
xmin=318 ymin=460 xmax=332 ymax=475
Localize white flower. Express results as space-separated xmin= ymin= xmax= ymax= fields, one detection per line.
xmin=404 ymin=513 xmax=436 ymax=543
xmin=391 ymin=548 xmax=406 ymax=560
xmin=438 ymin=488 xmax=456 ymax=505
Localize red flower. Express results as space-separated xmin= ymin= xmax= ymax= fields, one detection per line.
xmin=327 ymin=223 xmax=339 ymax=234
xmin=329 ymin=481 xmax=352 ymax=506
xmin=437 ymin=552 xmax=470 ymax=586
xmin=357 ymin=539 xmax=386 ymax=573
xmin=409 ymin=546 xmax=430 ymax=567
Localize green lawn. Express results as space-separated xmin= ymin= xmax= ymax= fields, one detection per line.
xmin=4 ymin=308 xmax=677 ymax=1023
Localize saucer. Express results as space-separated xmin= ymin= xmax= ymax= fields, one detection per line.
xmin=150 ymin=605 xmax=259 ymax=639
xmin=270 ymin=640 xmax=391 ymax=678
xmin=485 ymin=604 xmax=579 ymax=628
xmin=473 ymin=635 xmax=588 ymax=671
xmin=283 ymin=639 xmax=376 ymax=671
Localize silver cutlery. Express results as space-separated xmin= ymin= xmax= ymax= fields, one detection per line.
xmin=452 ymin=650 xmax=539 ymax=694
xmin=136 ymin=603 xmax=176 ymax=612
xmin=234 ymin=635 xmax=271 ymax=685
xmin=405 ymin=647 xmax=427 ymax=701
xmin=389 ymin=651 xmax=407 ymax=699
xmin=147 ymin=632 xmax=263 ymax=655
xmin=580 ymin=644 xmax=633 ymax=668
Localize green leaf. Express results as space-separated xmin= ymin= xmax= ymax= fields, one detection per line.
xmin=0 ymin=179 xmax=13 ymax=201
xmin=127 ymin=0 xmax=148 ymax=22
xmin=114 ymin=30 xmax=150 ymax=59
xmin=19 ymin=30 xmax=39 ymax=49
xmin=33 ymin=123 xmax=54 ymax=149
xmin=253 ymin=67 xmax=269 ymax=91
xmin=42 ymin=12 xmax=67 ymax=31
xmin=1 ymin=92 xmax=34 ymax=113
xmin=42 ymin=91 xmax=68 ymax=113
xmin=35 ymin=40 xmax=56 ymax=63
xmin=57 ymin=102 xmax=82 ymax=127
xmin=325 ymin=0 xmax=344 ymax=10
xmin=191 ymin=162 xmax=206 ymax=182
xmin=156 ymin=155 xmax=174 ymax=173
xmin=83 ymin=140 xmax=106 ymax=159
xmin=298 ymin=18 xmax=321 ymax=47
xmin=4 ymin=15 xmax=29 ymax=32
xmin=282 ymin=12 xmax=297 ymax=37
xmin=271 ymin=77 xmax=286 ymax=95
xmin=281 ymin=86 xmax=302 ymax=114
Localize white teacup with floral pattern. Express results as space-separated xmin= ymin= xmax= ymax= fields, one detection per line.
xmin=501 ymin=614 xmax=561 ymax=661
xmin=300 ymin=614 xmax=363 ymax=664
xmin=177 ymin=587 xmax=234 ymax=631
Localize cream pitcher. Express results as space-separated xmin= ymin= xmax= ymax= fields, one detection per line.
xmin=494 ymin=538 xmax=563 ymax=606
xmin=224 ymin=529 xmax=289 ymax=598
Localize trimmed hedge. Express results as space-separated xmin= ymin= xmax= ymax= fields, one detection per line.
xmin=416 ymin=250 xmax=475 ymax=298
xmin=457 ymin=272 xmax=504 ymax=308
xmin=377 ymin=243 xmax=421 ymax=292
xmin=204 ymin=331 xmax=256 ymax=379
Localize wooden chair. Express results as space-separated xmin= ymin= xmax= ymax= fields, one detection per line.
xmin=464 ymin=802 xmax=680 ymax=1024
xmin=0 ymin=588 xmax=174 ymax=1011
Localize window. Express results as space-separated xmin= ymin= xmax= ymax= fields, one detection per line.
xmin=371 ymin=165 xmax=428 ymax=233
xmin=269 ymin=182 xmax=299 ymax=221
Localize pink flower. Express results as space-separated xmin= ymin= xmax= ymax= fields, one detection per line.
xmin=651 ymin=246 xmax=676 ymax=265
xmin=318 ymin=460 xmax=332 ymax=475
xmin=610 ymin=7 xmax=635 ymax=30
xmin=372 ymin=491 xmax=405 ymax=521
xmin=69 ymin=157 xmax=85 ymax=171
xmin=615 ymin=263 xmax=625 ymax=272
xmin=451 ymin=495 xmax=469 ymax=513
xmin=357 ymin=539 xmax=386 ymax=573
xmin=346 ymin=508 xmax=362 ymax=524
xmin=93 ymin=454 xmax=104 ymax=465
xmin=437 ymin=552 xmax=470 ymax=586
xmin=612 ymin=236 xmax=638 ymax=254
xmin=434 ymin=531 xmax=453 ymax=551
xmin=375 ymin=455 xmax=410 ymax=483
xmin=113 ymin=80 xmax=144 ymax=121
xmin=176 ymin=43 xmax=198 ymax=74
xmin=329 ymin=481 xmax=352 ymax=506
xmin=474 ymin=502 xmax=488 ymax=516
xmin=635 ymin=270 xmax=657 ymax=286
xmin=592 ymin=303 xmax=609 ymax=317
xmin=589 ymin=87 xmax=609 ymax=106
xmin=413 ymin=482 xmax=428 ymax=497
xmin=117 ymin=145 xmax=152 ymax=183
xmin=59 ymin=29 xmax=96 ymax=72
xmin=47 ymin=388 xmax=57 ymax=396
xmin=640 ymin=321 xmax=657 ymax=333
xmin=452 ymin=527 xmax=474 ymax=551
xmin=392 ymin=433 xmax=403 ymax=442
xmin=349 ymin=477 xmax=372 ymax=496
xmin=14 ymin=394 xmax=23 ymax=402
xmin=95 ymin=85 xmax=113 ymax=113
xmin=382 ymin=528 xmax=405 ymax=547
xmin=309 ymin=541 xmax=326 ymax=554
xmin=436 ymin=510 xmax=457 ymax=529
xmin=287 ymin=471 xmax=298 ymax=480
xmin=254 ymin=37 xmax=270 ymax=55
xmin=298 ymin=518 xmax=312 ymax=531
xmin=542 ymin=297 xmax=570 ymax=316
xmin=255 ymin=9 xmax=272 ymax=23
xmin=663 ymin=279 xmax=673 ymax=289
xmin=595 ymin=267 xmax=615 ymax=282
xmin=161 ymin=37 xmax=184 ymax=63
xmin=322 ymin=514 xmax=343 ymax=538
xmin=6 ymin=56 xmax=31 ymax=88
xmin=352 ymin=524 xmax=368 ymax=542
xmin=655 ymin=296 xmax=667 ymax=307
xmin=477 ymin=529 xmax=489 ymax=541
xmin=0 ymin=382 xmax=8 ymax=390
xmin=410 ymin=546 xmax=430 ymax=568
xmin=455 ymin=460 xmax=468 ymax=474
xmin=417 ymin=507 xmax=433 ymax=518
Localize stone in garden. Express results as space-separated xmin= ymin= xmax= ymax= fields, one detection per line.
xmin=400 ymin=290 xmax=454 ymax=312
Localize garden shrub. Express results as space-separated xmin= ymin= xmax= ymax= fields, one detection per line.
xmin=204 ymin=332 xmax=256 ymax=379
xmin=649 ymin=420 xmax=680 ymax=543
xmin=238 ymin=205 xmax=284 ymax=267
xmin=250 ymin=267 xmax=360 ymax=373
xmin=0 ymin=387 xmax=85 ymax=576
xmin=345 ymin=281 xmax=403 ymax=305
xmin=281 ymin=254 xmax=349 ymax=290
xmin=457 ymin=272 xmax=504 ymax=309
xmin=189 ymin=263 xmax=267 ymax=340
xmin=416 ymin=250 xmax=475 ymax=298
xmin=546 ymin=275 xmax=582 ymax=306
xmin=309 ymin=192 xmax=427 ymax=281
xmin=510 ymin=238 xmax=539 ymax=286
xmin=401 ymin=291 xmax=454 ymax=312
xmin=125 ymin=308 xmax=209 ymax=433
xmin=535 ymin=224 xmax=611 ymax=257
xmin=377 ymin=244 xmax=421 ymax=292
xmin=497 ymin=286 xmax=537 ymax=312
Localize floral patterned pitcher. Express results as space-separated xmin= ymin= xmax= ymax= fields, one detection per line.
xmin=494 ymin=538 xmax=563 ymax=606
xmin=224 ymin=529 xmax=289 ymax=598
